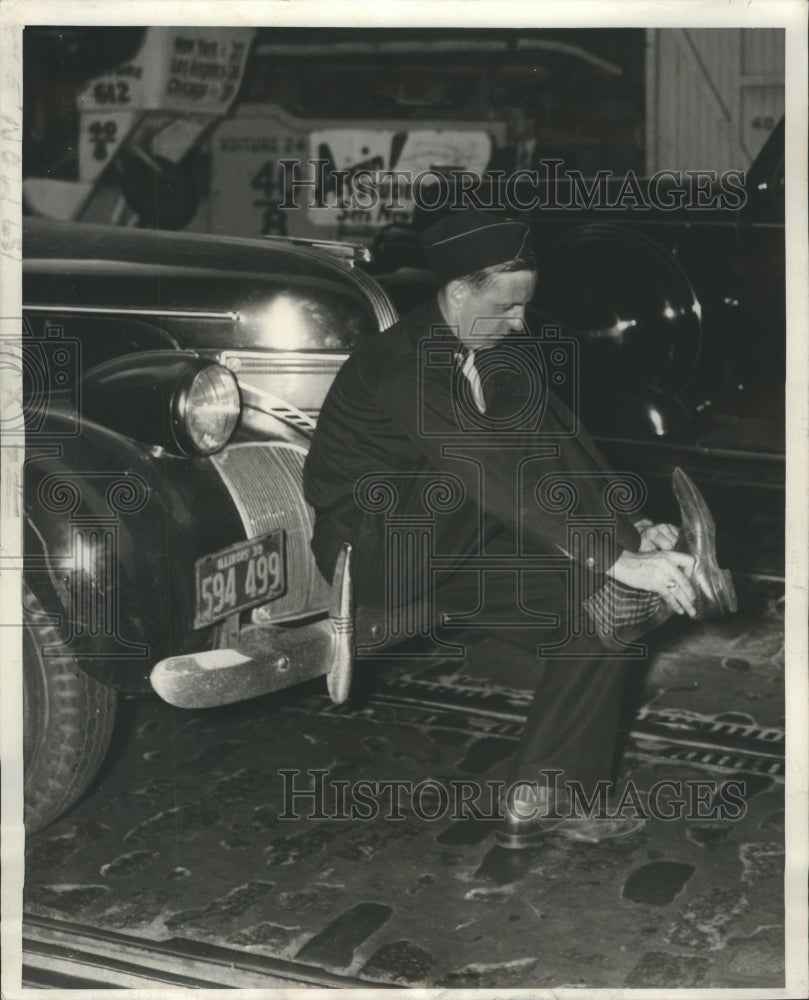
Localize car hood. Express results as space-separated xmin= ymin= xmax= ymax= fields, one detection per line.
xmin=22 ymin=218 xmax=395 ymax=353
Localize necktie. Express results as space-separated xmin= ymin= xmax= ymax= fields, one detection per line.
xmin=458 ymin=348 xmax=486 ymax=413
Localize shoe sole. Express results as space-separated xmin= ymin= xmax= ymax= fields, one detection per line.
xmin=716 ymin=568 xmax=738 ymax=614
xmin=496 ymin=817 xmax=646 ymax=848
xmin=495 ymin=817 xmax=566 ymax=850
xmin=495 ymin=829 xmax=552 ymax=850
xmin=550 ymin=818 xmax=646 ymax=843
xmin=672 ymin=467 xmax=738 ymax=616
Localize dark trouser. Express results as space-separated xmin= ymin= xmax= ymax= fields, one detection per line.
xmin=425 ymin=566 xmax=633 ymax=792
xmin=312 ymin=488 xmax=637 ymax=794
xmin=505 ymin=642 xmax=631 ymax=791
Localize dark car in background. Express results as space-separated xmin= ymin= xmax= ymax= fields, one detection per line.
xmin=21 ymin=220 xmax=397 ymax=831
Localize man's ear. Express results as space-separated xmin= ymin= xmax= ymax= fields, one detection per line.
xmin=445 ymin=278 xmax=469 ymax=307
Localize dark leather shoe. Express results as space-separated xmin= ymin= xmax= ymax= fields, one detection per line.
xmin=496 ymin=811 xmax=644 ymax=849
xmin=496 ymin=804 xmax=565 ymax=849
xmin=672 ymin=467 xmax=737 ymax=618
xmin=584 ymin=467 xmax=736 ymax=651
xmin=496 ymin=789 xmax=645 ymax=849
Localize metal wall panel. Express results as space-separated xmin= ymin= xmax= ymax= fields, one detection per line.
xmin=741 ymin=28 xmax=786 ymax=75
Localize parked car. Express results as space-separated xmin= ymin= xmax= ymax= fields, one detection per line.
xmin=20 ymin=111 xmax=784 ymax=829
xmin=367 ymin=118 xmax=785 ymax=445
xmin=21 ymin=220 xmax=398 ymax=831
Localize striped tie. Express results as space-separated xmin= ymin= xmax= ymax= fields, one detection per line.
xmin=459 ymin=348 xmax=486 ymax=413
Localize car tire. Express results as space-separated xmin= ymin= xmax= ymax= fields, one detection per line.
xmin=22 ymin=583 xmax=117 ymax=833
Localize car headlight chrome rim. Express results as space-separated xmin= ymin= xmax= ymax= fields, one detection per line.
xmin=178 ymin=364 xmax=241 ymax=455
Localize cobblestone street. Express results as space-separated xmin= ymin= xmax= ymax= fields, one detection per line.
xmin=23 ymin=578 xmax=786 ymax=989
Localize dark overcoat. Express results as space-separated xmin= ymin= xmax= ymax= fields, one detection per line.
xmin=303 ymin=296 xmax=643 ymax=610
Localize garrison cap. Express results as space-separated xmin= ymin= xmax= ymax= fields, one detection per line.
xmin=419 ymin=210 xmax=534 ymax=284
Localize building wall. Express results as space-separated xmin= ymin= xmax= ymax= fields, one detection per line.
xmin=645 ymin=28 xmax=784 ymax=173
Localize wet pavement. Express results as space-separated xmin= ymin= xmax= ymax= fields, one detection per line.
xmin=23 ymin=577 xmax=786 ymax=989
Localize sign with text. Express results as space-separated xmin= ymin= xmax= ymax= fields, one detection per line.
xmin=77 ymin=27 xmax=254 ymax=182
xmin=306 ymin=127 xmax=492 ymax=231
xmin=211 ymin=106 xmax=493 ymax=240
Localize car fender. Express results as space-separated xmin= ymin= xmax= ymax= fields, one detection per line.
xmin=533 ymin=222 xmax=703 ymax=396
xmin=24 ymin=410 xmax=244 ymax=692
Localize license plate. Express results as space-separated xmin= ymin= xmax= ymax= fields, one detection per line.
xmin=194 ymin=532 xmax=286 ymax=629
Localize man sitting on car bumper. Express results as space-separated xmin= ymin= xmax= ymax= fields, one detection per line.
xmin=303 ymin=209 xmax=736 ymax=847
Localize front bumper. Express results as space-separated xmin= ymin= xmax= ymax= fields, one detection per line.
xmin=150 ymin=544 xmax=353 ymax=708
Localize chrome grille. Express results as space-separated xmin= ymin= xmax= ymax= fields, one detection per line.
xmin=211 ymin=442 xmax=330 ymax=621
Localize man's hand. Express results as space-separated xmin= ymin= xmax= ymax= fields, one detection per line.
xmin=634 ymin=519 xmax=680 ymax=552
xmin=607 ymin=548 xmax=697 ymax=617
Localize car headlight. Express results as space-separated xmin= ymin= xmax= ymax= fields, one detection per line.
xmin=176 ymin=364 xmax=241 ymax=455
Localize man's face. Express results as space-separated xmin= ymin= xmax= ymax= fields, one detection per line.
xmin=457 ymin=269 xmax=537 ymax=349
